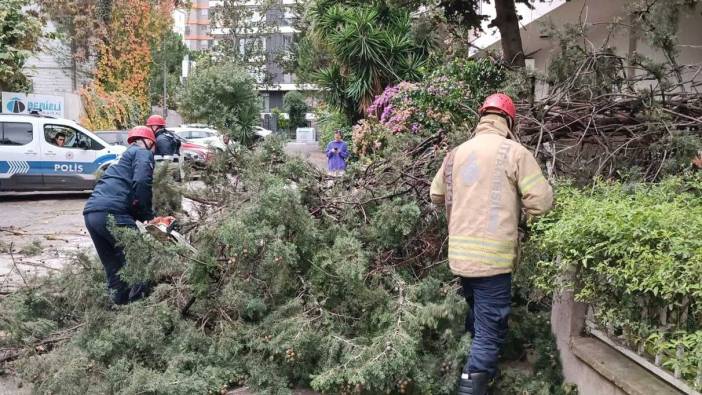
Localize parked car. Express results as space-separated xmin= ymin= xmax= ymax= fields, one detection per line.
xmin=170 ymin=125 xmax=226 ymax=151
xmin=0 ymin=114 xmax=126 ymax=191
xmin=95 ymin=130 xmax=213 ymax=168
xmin=254 ymin=126 xmax=273 ymax=139
xmin=94 ymin=130 xmax=129 ymax=146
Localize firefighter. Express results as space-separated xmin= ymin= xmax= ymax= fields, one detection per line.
xmin=430 ymin=93 xmax=553 ymax=395
xmin=83 ymin=126 xmax=167 ymax=305
xmin=146 ymin=114 xmax=181 ymax=163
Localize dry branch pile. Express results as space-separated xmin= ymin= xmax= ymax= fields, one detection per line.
xmin=516 ymin=54 xmax=702 ymax=181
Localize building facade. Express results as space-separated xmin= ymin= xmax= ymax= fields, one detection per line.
xmin=471 ymin=0 xmax=702 ymax=97
xmin=208 ymin=0 xmax=316 ymax=130
xmin=181 ymin=0 xmax=212 ymax=51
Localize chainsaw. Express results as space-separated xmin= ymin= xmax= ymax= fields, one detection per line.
xmin=136 ymin=216 xmax=197 ymax=254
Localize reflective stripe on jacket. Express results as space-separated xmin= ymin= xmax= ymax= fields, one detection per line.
xmin=430 ymin=114 xmax=553 ymax=277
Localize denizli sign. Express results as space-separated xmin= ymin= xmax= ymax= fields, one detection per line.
xmin=1 ymin=92 xmax=65 ymax=117
xmin=27 ymin=95 xmax=64 ymax=117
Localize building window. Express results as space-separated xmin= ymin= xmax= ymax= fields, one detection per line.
xmin=281 ymin=34 xmax=291 ymax=50
xmin=200 ymin=8 xmax=208 ymax=17
xmin=260 ymin=93 xmax=270 ymax=113
xmin=239 ymin=37 xmax=265 ymax=57
xmin=185 ymin=26 xmax=191 ymax=35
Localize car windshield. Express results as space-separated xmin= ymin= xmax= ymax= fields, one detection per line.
xmin=96 ymin=131 xmax=128 ymax=146
xmin=97 ymin=133 xmax=118 ymax=143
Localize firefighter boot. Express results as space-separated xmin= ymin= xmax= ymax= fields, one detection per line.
xmin=457 ymin=371 xmax=490 ymax=395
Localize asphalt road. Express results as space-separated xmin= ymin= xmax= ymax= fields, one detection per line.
xmin=0 ymin=192 xmax=93 ymax=293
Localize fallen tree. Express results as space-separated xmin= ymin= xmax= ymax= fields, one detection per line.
xmin=1 ymin=23 xmax=699 ymax=394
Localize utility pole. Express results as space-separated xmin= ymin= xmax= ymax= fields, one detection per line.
xmin=162 ymin=35 xmax=168 ymax=119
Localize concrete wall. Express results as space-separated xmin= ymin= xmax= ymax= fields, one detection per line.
xmin=550 ymin=273 xmax=684 ymax=395
xmin=20 ymin=22 xmax=88 ymax=122
xmin=551 ymin=289 xmax=628 ymax=395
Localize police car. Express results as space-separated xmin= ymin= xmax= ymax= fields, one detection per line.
xmin=0 ymin=113 xmax=126 ymax=191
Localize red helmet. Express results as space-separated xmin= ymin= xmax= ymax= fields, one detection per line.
xmin=479 ymin=93 xmax=516 ymax=121
xmin=146 ymin=114 xmax=166 ymax=127
xmin=127 ymin=125 xmax=156 ymax=144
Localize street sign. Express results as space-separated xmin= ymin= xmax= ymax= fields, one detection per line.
xmin=27 ymin=94 xmax=64 ymax=117
xmin=2 ymin=92 xmax=27 ymax=114
xmin=295 ymin=127 xmax=316 ymax=143
xmin=2 ymin=92 xmax=65 ymax=117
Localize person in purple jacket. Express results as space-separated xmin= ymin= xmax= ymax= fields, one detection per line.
xmin=325 ymin=130 xmax=349 ymax=176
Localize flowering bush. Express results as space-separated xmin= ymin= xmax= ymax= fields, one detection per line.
xmin=351 ymin=119 xmax=389 ymax=157
xmin=352 ymin=58 xmax=508 ymax=157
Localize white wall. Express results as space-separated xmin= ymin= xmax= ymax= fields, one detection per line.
xmin=21 ymin=22 xmax=86 ymax=122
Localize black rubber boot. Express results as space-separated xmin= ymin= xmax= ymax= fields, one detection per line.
xmin=127 ymin=282 xmax=152 ymax=303
xmin=457 ymin=372 xmax=490 ymax=395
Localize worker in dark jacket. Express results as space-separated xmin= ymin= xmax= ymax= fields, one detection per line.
xmin=146 ymin=114 xmax=181 ymax=162
xmin=84 ymin=126 xmax=159 ymax=305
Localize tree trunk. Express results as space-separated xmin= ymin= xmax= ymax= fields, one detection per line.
xmin=493 ymin=0 xmax=525 ymax=67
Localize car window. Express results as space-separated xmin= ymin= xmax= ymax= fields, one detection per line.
xmin=44 ymin=124 xmax=104 ymax=150
xmin=0 ymin=122 xmax=33 ymax=146
xmin=190 ymin=131 xmax=207 ymax=138
xmin=97 ymin=132 xmax=117 ymax=144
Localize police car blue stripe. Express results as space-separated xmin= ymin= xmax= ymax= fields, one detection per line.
xmin=0 ymin=154 xmax=117 ymax=175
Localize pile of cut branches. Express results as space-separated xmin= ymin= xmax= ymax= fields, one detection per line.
xmin=515 ymin=52 xmax=702 ymax=182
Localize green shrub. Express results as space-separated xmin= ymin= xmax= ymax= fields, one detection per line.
xmin=526 ymin=175 xmax=702 ymax=388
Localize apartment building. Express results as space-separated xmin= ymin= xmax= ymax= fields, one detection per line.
xmin=208 ymin=0 xmax=315 ymax=128
xmin=180 ymin=0 xmax=212 ymax=51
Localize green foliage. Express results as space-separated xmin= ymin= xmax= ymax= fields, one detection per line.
xmin=271 ymin=107 xmax=289 ymax=134
xmin=0 ymin=139 xmax=567 ymax=394
xmin=315 ymin=104 xmax=351 ymax=149
xmin=283 ymin=91 xmax=308 ymax=133
xmin=152 ymin=162 xmax=183 ymax=216
xmin=525 ymin=176 xmax=702 ymax=388
xmin=19 ymin=240 xmax=43 ymax=256
xmin=495 ymin=307 xmax=578 ymax=395
xmin=542 ymin=22 xmax=624 ymax=96
xmin=179 ymin=61 xmax=260 ymax=146
xmin=302 ymin=1 xmax=439 ymax=120
xmin=352 ymin=58 xmax=507 ymax=157
xmin=0 ymin=0 xmax=43 ymax=91
xmin=150 ymin=31 xmax=189 ymax=109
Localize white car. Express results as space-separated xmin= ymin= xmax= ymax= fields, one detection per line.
xmin=0 ymin=113 xmax=126 ymax=191
xmin=254 ymin=126 xmax=273 ymax=139
xmin=170 ymin=125 xmax=226 ymax=151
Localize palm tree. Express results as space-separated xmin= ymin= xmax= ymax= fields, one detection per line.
xmin=307 ymin=2 xmax=436 ymax=121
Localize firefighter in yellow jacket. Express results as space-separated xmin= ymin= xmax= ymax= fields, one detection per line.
xmin=430 ymin=93 xmax=553 ymax=395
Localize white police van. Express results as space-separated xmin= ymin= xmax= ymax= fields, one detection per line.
xmin=0 ymin=113 xmax=126 ymax=191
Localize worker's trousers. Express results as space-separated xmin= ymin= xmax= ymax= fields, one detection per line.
xmin=84 ymin=212 xmax=144 ymax=305
xmin=460 ymin=273 xmax=512 ymax=378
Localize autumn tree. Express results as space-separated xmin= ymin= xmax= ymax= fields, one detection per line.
xmin=86 ymin=0 xmax=173 ymax=129
xmin=0 ymin=0 xmax=44 ymax=91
